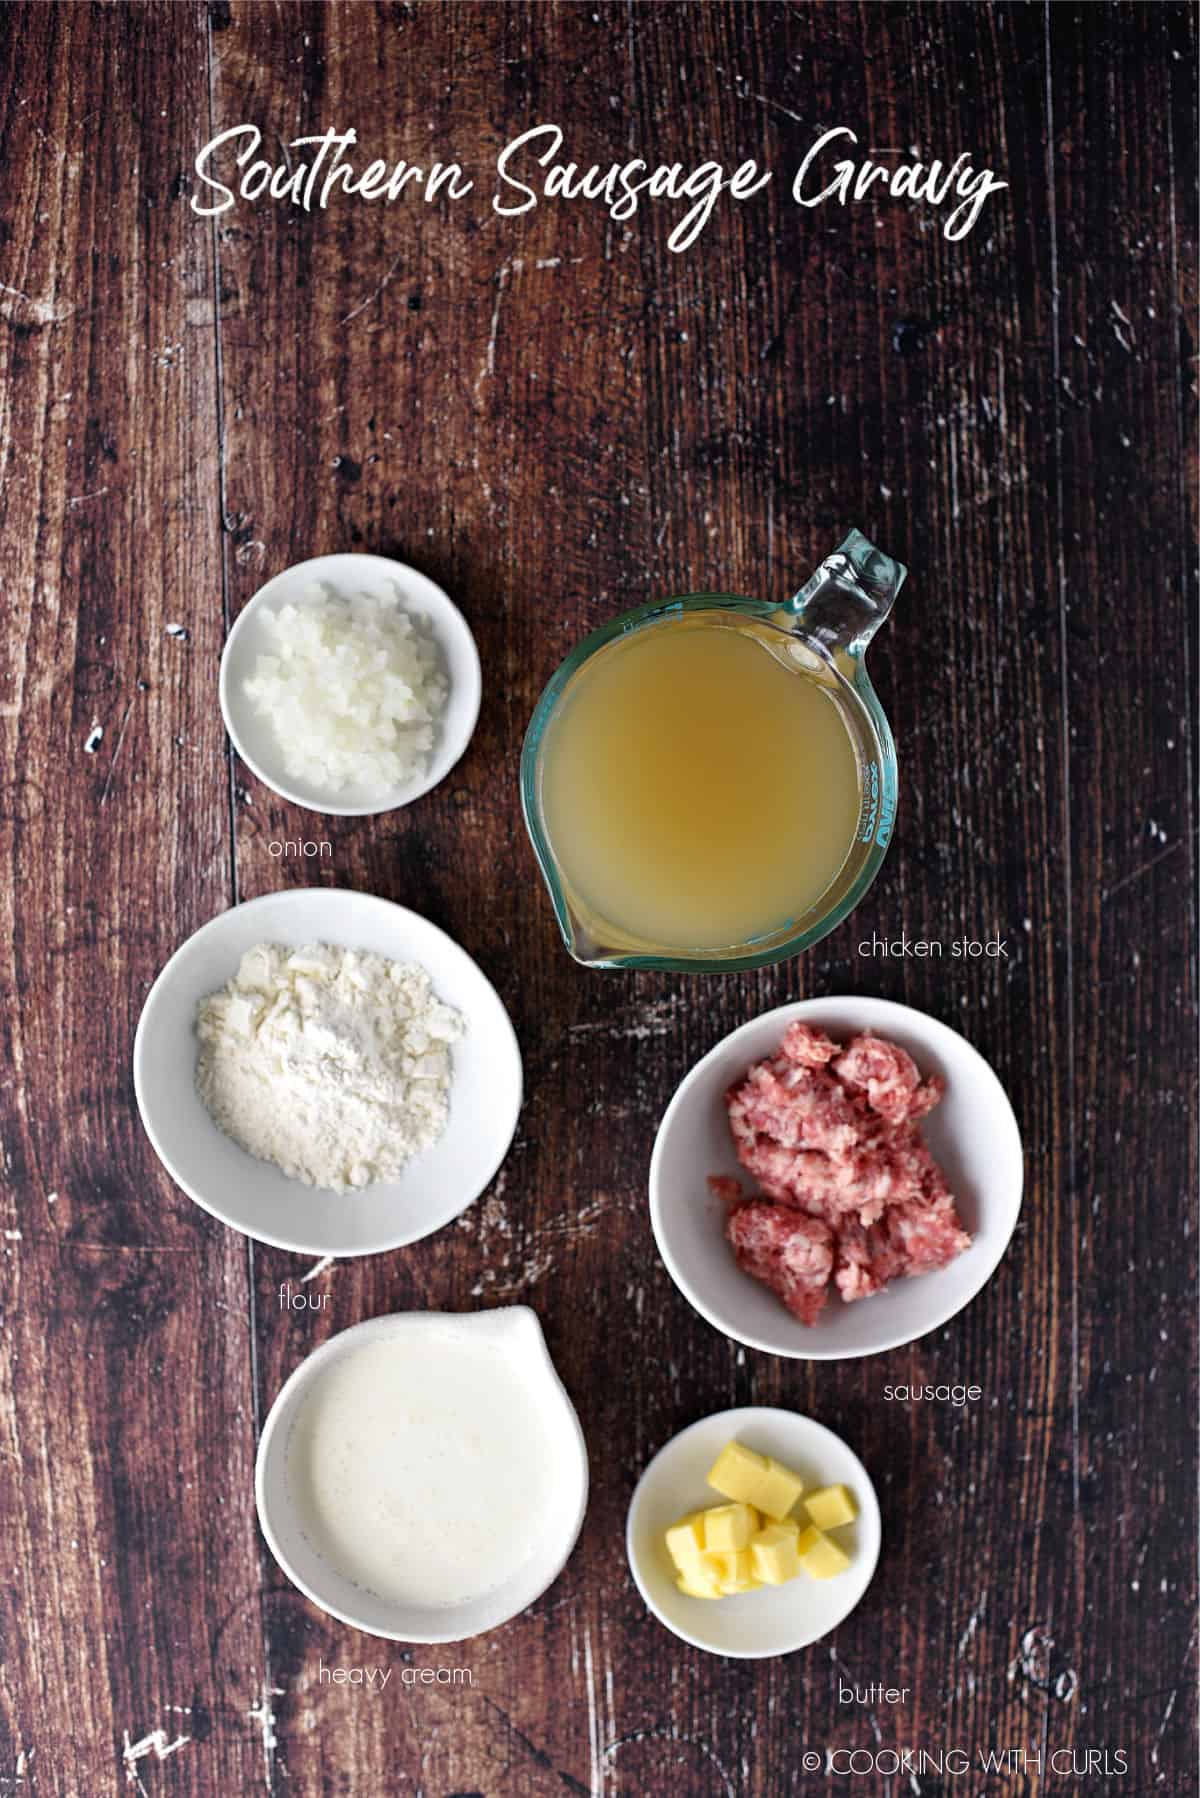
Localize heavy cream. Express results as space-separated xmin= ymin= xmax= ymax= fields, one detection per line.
xmin=287 ymin=1322 xmax=574 ymax=1608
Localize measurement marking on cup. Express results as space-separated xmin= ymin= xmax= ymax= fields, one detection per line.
xmin=859 ymin=761 xmax=881 ymax=843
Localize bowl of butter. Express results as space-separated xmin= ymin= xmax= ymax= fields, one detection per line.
xmin=626 ymin=1405 xmax=880 ymax=1657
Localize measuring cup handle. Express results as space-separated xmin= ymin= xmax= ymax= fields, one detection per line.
xmin=788 ymin=529 xmax=906 ymax=658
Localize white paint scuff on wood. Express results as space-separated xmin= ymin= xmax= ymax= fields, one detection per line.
xmin=121 ymin=1727 xmax=191 ymax=1789
xmin=248 ymin=1681 xmax=285 ymax=1789
xmin=581 ymin=1621 xmax=604 ymax=1798
xmin=341 ymin=250 xmax=404 ymax=327
xmin=0 ymin=281 xmax=73 ymax=325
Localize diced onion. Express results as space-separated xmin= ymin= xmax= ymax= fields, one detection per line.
xmin=244 ymin=583 xmax=448 ymax=794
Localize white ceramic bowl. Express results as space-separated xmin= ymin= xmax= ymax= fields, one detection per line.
xmin=134 ymin=888 xmax=521 ymax=1255
xmin=627 ymin=1405 xmax=881 ymax=1658
xmin=219 ymin=552 xmax=482 ymax=816
xmin=257 ymin=1308 xmax=589 ymax=1642
xmin=650 ymin=997 xmax=1023 ymax=1360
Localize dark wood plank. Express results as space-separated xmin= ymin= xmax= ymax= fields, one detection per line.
xmin=209 ymin=5 xmax=667 ymax=1789
xmin=0 ymin=5 xmax=266 ymax=1793
xmin=1046 ymin=4 xmax=1198 ymax=1785
xmin=562 ymin=3 xmax=1080 ymax=1790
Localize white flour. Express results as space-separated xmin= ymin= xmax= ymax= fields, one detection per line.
xmin=195 ymin=942 xmax=464 ymax=1193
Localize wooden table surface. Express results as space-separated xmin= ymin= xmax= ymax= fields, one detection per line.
xmin=0 ymin=3 xmax=1195 ymax=1794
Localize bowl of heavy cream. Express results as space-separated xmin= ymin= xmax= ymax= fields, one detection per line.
xmin=256 ymin=1308 xmax=589 ymax=1641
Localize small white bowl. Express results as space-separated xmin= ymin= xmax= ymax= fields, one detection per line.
xmin=134 ymin=888 xmax=521 ymax=1255
xmin=627 ymin=1406 xmax=881 ymax=1658
xmin=220 ymin=552 xmax=482 ymax=817
xmin=257 ymin=1307 xmax=589 ymax=1642
xmin=650 ymin=997 xmax=1023 ymax=1360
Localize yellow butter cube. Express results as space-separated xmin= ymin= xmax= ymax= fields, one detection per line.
xmin=707 ymin=1548 xmax=757 ymax=1594
xmin=702 ymin=1502 xmax=759 ymax=1552
xmin=664 ymin=1511 xmax=708 ymax=1571
xmin=804 ymin=1484 xmax=858 ymax=1530
xmin=751 ymin=1520 xmax=803 ymax=1586
xmin=676 ymin=1569 xmax=723 ymax=1599
xmin=707 ymin=1439 xmax=804 ymax=1521
xmin=706 ymin=1440 xmax=770 ymax=1505
xmin=756 ymin=1459 xmax=805 ymax=1520
xmin=796 ymin=1523 xmax=851 ymax=1579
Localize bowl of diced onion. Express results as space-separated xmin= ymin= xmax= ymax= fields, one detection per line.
xmin=220 ymin=553 xmax=481 ymax=816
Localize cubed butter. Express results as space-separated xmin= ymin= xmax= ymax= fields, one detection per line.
xmin=804 ymin=1484 xmax=858 ymax=1530
xmin=664 ymin=1511 xmax=708 ymax=1571
xmin=676 ymin=1568 xmax=723 ymax=1599
xmin=796 ymin=1523 xmax=851 ymax=1579
xmin=702 ymin=1502 xmax=759 ymax=1552
xmin=707 ymin=1439 xmax=805 ymax=1521
xmin=707 ymin=1548 xmax=758 ymax=1594
xmin=751 ymin=1520 xmax=803 ymax=1586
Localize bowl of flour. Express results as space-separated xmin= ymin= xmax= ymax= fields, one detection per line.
xmin=134 ymin=890 xmax=522 ymax=1255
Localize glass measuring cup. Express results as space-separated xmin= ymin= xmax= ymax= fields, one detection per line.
xmin=520 ymin=529 xmax=905 ymax=971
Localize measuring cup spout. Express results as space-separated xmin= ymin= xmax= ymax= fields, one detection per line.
xmin=789 ymin=529 xmax=906 ymax=658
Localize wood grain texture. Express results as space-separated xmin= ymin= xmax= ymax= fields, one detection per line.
xmin=0 ymin=5 xmax=268 ymax=1795
xmin=0 ymin=2 xmax=1194 ymax=1794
